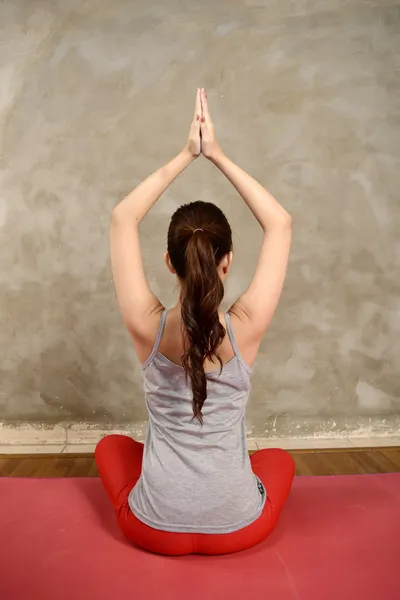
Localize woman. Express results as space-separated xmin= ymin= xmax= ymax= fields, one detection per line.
xmin=96 ymin=89 xmax=295 ymax=555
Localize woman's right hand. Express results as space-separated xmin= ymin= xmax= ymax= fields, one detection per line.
xmin=200 ymin=89 xmax=222 ymax=161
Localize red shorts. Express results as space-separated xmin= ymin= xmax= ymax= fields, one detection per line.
xmin=95 ymin=435 xmax=294 ymax=556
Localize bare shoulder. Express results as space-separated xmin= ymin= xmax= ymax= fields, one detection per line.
xmin=129 ymin=303 xmax=165 ymax=364
xmin=226 ymin=304 xmax=263 ymax=368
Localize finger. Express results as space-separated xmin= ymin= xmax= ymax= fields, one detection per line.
xmin=200 ymin=89 xmax=211 ymax=122
xmin=200 ymin=116 xmax=209 ymax=136
xmin=193 ymin=88 xmax=201 ymax=121
xmin=193 ymin=116 xmax=201 ymax=132
xmin=190 ymin=118 xmax=201 ymax=137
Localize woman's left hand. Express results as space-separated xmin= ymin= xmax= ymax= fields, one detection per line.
xmin=185 ymin=89 xmax=202 ymax=158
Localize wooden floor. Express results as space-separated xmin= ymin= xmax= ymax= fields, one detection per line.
xmin=0 ymin=447 xmax=399 ymax=477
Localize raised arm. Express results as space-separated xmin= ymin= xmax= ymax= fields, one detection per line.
xmin=199 ymin=89 xmax=292 ymax=363
xmin=110 ymin=90 xmax=202 ymax=361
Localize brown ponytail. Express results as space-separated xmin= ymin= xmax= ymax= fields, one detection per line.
xmin=167 ymin=201 xmax=232 ymax=423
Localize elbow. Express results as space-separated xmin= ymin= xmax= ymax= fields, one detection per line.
xmin=111 ymin=205 xmax=121 ymax=223
xmin=273 ymin=211 xmax=292 ymax=231
xmin=111 ymin=203 xmax=125 ymax=221
xmin=110 ymin=210 xmax=122 ymax=232
xmin=263 ymin=213 xmax=292 ymax=236
xmin=283 ymin=212 xmax=292 ymax=229
xmin=112 ymin=199 xmax=141 ymax=226
xmin=111 ymin=203 xmax=131 ymax=226
xmin=111 ymin=206 xmax=140 ymax=234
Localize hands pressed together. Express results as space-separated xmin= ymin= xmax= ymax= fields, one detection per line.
xmin=186 ymin=88 xmax=222 ymax=161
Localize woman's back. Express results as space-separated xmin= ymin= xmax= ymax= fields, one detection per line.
xmin=129 ymin=310 xmax=266 ymax=533
xmin=106 ymin=88 xmax=293 ymax=552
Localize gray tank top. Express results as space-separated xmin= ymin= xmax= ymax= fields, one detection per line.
xmin=129 ymin=311 xmax=266 ymax=534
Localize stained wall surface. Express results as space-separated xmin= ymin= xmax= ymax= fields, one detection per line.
xmin=1 ymin=0 xmax=399 ymax=436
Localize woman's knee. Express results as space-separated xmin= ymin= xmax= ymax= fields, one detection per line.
xmin=95 ymin=434 xmax=137 ymax=464
xmin=95 ymin=434 xmax=119 ymax=455
xmin=251 ymin=448 xmax=295 ymax=496
xmin=252 ymin=447 xmax=294 ymax=469
xmin=269 ymin=448 xmax=295 ymax=473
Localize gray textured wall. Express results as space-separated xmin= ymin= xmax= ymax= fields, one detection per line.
xmin=1 ymin=0 xmax=399 ymax=437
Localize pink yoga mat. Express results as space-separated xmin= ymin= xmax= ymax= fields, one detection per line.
xmin=0 ymin=474 xmax=399 ymax=600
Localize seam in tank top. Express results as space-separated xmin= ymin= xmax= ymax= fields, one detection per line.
xmin=129 ymin=309 xmax=266 ymax=534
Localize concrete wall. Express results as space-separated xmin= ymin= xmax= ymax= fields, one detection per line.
xmin=1 ymin=0 xmax=399 ymax=438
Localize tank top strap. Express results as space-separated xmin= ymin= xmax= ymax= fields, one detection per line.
xmin=141 ymin=310 xmax=168 ymax=369
xmin=224 ymin=312 xmax=252 ymax=374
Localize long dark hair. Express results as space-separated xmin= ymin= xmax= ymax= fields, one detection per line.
xmin=167 ymin=201 xmax=232 ymax=423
